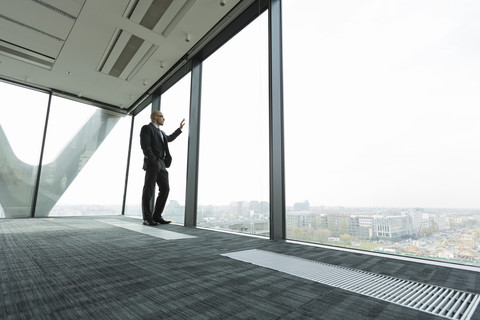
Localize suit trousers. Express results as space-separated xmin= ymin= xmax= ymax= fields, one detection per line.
xmin=141 ymin=159 xmax=169 ymax=221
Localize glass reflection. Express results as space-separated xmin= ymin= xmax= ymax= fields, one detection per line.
xmin=0 ymin=81 xmax=48 ymax=218
xmin=36 ymin=98 xmax=124 ymax=217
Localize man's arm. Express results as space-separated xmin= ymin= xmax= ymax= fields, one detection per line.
xmin=166 ymin=118 xmax=186 ymax=142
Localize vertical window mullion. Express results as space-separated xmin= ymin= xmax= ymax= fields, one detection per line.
xmin=269 ymin=0 xmax=286 ymax=240
xmin=184 ymin=59 xmax=202 ymax=227
xmin=31 ymin=92 xmax=52 ymax=218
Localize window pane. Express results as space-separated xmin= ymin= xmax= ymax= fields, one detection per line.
xmin=198 ymin=13 xmax=269 ymax=236
xmin=124 ymin=105 xmax=151 ymax=218
xmin=283 ymin=1 xmax=480 ymax=265
xmin=161 ymin=73 xmax=191 ymax=224
xmin=0 ymin=81 xmax=49 ymax=218
xmin=38 ymin=96 xmax=129 ymax=217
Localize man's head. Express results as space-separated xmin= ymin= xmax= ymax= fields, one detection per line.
xmin=151 ymin=110 xmax=165 ymax=126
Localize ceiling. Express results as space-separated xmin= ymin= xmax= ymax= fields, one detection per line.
xmin=0 ymin=0 xmax=249 ymax=114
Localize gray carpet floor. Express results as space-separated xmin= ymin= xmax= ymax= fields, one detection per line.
xmin=1 ymin=216 xmax=479 ymax=320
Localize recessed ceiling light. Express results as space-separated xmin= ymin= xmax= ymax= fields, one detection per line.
xmin=67 ymin=71 xmax=72 ymax=75
xmin=220 ymin=0 xmax=226 ymax=6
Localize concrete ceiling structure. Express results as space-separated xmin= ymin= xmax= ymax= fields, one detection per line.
xmin=0 ymin=0 xmax=256 ymax=114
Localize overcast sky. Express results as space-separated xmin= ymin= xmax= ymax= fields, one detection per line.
xmin=3 ymin=0 xmax=480 ymax=210
xmin=166 ymin=0 xmax=480 ymax=209
xmin=283 ymin=0 xmax=480 ymax=208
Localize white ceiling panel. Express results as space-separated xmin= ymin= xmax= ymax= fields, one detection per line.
xmin=0 ymin=0 xmax=246 ymax=111
xmin=1 ymin=0 xmax=76 ymax=40
xmin=100 ymin=29 xmax=133 ymax=75
xmin=122 ymin=41 xmax=157 ymax=80
xmin=0 ymin=19 xmax=63 ymax=58
xmin=128 ymin=0 xmax=151 ymax=22
xmin=42 ymin=0 xmax=86 ymax=17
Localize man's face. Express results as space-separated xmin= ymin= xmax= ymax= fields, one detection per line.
xmin=154 ymin=112 xmax=165 ymax=126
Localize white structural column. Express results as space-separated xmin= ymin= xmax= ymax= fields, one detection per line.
xmin=269 ymin=0 xmax=285 ymax=240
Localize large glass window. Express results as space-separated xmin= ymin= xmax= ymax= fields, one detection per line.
xmin=197 ymin=13 xmax=269 ymax=236
xmin=124 ymin=105 xmax=151 ymax=218
xmin=0 ymin=81 xmax=49 ymax=218
xmin=160 ymin=74 xmax=191 ymax=224
xmin=38 ymin=96 xmax=129 ymax=217
xmin=283 ymin=1 xmax=480 ymax=266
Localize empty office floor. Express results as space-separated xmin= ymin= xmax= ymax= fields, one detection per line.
xmin=1 ymin=216 xmax=479 ymax=320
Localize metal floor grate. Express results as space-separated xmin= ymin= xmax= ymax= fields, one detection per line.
xmin=222 ymin=249 xmax=480 ymax=320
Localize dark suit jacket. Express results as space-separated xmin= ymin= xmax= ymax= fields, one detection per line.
xmin=140 ymin=123 xmax=182 ymax=170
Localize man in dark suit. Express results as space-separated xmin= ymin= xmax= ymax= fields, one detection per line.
xmin=140 ymin=110 xmax=185 ymax=226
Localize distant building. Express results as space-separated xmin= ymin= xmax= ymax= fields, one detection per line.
xmin=287 ymin=211 xmax=310 ymax=228
xmin=165 ymin=200 xmax=184 ymax=221
xmin=350 ymin=216 xmax=373 ymax=240
xmin=293 ymin=201 xmax=310 ymax=212
xmin=373 ymin=215 xmax=413 ymax=239
xmin=228 ymin=221 xmax=269 ymax=236
xmin=249 ymin=201 xmax=269 ymax=215
xmin=434 ymin=215 xmax=450 ymax=231
xmin=404 ymin=210 xmax=423 ymax=235
xmin=229 ymin=201 xmax=250 ymax=217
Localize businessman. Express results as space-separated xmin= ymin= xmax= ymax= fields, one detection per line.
xmin=140 ymin=110 xmax=185 ymax=226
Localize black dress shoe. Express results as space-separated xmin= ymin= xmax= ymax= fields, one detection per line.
xmin=143 ymin=220 xmax=158 ymax=226
xmin=154 ymin=218 xmax=171 ymax=224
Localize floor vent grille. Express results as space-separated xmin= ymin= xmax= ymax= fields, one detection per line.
xmin=222 ymin=249 xmax=480 ymax=320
